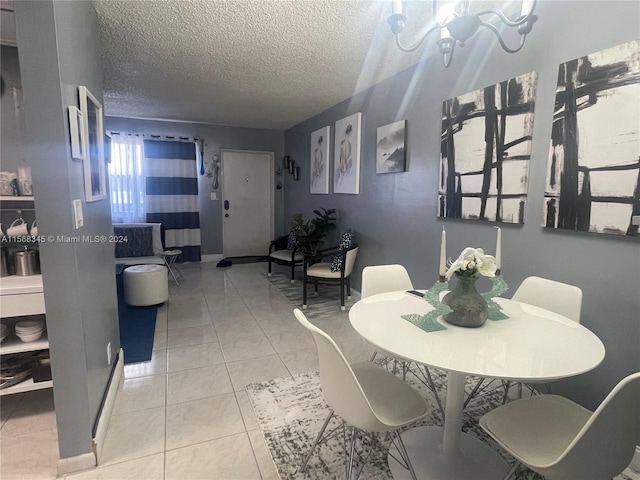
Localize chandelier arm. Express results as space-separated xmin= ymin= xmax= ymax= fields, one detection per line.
xmin=479 ymin=21 xmax=527 ymax=54
xmin=394 ymin=24 xmax=442 ymax=53
xmin=474 ymin=9 xmax=532 ymax=27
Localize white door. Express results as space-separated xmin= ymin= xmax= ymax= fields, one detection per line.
xmin=221 ymin=150 xmax=274 ymax=257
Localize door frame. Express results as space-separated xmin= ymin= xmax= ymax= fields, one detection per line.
xmin=220 ymin=149 xmax=275 ymax=257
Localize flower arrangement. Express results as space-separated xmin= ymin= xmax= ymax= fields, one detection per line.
xmin=445 ymin=247 xmax=497 ymax=280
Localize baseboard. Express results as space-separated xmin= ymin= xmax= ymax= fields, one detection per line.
xmin=57 ymin=452 xmax=95 ymax=476
xmin=201 ymin=254 xmax=223 ymax=262
xmin=92 ymin=348 xmax=124 ymax=465
xmin=629 ymin=446 xmax=640 ymax=473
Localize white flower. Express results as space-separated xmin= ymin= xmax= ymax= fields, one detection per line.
xmin=445 ymin=247 xmax=497 ymax=279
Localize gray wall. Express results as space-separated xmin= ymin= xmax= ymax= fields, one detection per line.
xmin=14 ymin=0 xmax=120 ymax=460
xmin=104 ymin=116 xmax=285 ymax=255
xmin=284 ymin=1 xmax=640 ymax=409
xmin=0 ymin=46 xmax=27 ymax=170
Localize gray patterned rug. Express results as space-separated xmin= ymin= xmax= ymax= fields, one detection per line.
xmin=246 ymin=367 xmax=638 ymax=480
xmin=264 ymin=272 xmax=357 ymax=319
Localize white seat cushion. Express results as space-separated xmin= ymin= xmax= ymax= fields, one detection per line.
xmin=306 ymin=262 xmax=341 ymax=279
xmin=480 ymin=394 xmax=591 ymax=467
xmin=351 ymin=361 xmax=429 ymax=429
xmin=269 ymin=250 xmax=303 ymax=262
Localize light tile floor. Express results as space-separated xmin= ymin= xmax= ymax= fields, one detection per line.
xmin=0 ymin=261 xmax=371 ymax=480
xmin=4 ymin=262 xmax=638 ymax=480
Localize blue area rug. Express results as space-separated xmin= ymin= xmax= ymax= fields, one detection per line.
xmin=116 ymin=270 xmax=158 ymax=364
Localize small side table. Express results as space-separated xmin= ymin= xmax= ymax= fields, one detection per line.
xmin=161 ymin=250 xmax=184 ymax=286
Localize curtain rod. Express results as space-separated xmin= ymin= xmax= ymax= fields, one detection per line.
xmin=107 ymin=131 xmax=203 ymax=143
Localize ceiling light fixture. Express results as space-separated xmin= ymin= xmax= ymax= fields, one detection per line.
xmin=387 ymin=0 xmax=538 ymax=68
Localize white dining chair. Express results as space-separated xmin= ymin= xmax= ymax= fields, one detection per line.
xmin=361 ymin=264 xmax=445 ymax=416
xmin=479 ymin=372 xmax=640 ymax=480
xmin=294 ymin=308 xmax=430 ymax=480
xmin=467 ymin=276 xmax=584 ymax=405
xmin=512 ymin=276 xmax=583 ymax=322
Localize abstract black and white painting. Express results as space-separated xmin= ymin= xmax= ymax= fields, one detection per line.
xmin=438 ymin=72 xmax=538 ymax=223
xmin=543 ymin=40 xmax=640 ymax=236
xmin=376 ymin=120 xmax=406 ymax=174
xmin=310 ymin=126 xmax=330 ymax=194
xmin=334 ymin=112 xmax=361 ymax=194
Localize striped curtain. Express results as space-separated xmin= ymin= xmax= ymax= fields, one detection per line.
xmin=144 ymin=139 xmax=201 ymax=262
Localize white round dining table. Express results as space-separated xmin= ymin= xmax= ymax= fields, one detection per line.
xmin=349 ymin=290 xmax=605 ymax=480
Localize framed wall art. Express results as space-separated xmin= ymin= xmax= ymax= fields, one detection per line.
xmin=68 ymin=106 xmax=85 ymax=161
xmin=79 ymin=85 xmax=106 ymax=202
xmin=333 ymin=112 xmax=362 ymax=194
xmin=543 ymin=40 xmax=639 ymax=236
xmin=376 ymin=120 xmax=406 ymax=174
xmin=438 ymin=72 xmax=538 ymax=223
xmin=310 ymin=126 xmax=330 ymax=194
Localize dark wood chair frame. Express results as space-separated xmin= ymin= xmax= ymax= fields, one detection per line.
xmin=302 ymin=244 xmax=358 ymax=310
xmin=267 ymin=233 xmax=304 ymax=282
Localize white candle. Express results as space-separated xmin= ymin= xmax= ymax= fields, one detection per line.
xmin=439 ymin=226 xmax=447 ymax=278
xmin=495 ymin=226 xmax=502 ymax=272
xmin=392 ymin=0 xmax=403 ymax=15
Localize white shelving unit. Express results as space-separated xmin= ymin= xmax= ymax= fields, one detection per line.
xmin=1 ymin=196 xmax=50 ymax=395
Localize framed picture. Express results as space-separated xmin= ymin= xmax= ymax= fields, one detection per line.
xmin=68 ymin=106 xmax=85 ymax=161
xmin=376 ymin=120 xmax=406 ymax=174
xmin=333 ymin=112 xmax=362 ymax=194
xmin=543 ymin=40 xmax=639 ymax=236
xmin=438 ymin=72 xmax=538 ymax=223
xmin=79 ymin=85 xmax=106 ymax=202
xmin=310 ymin=126 xmax=330 ymax=194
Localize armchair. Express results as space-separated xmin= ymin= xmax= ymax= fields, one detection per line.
xmin=302 ymin=243 xmax=359 ymax=311
xmin=267 ymin=232 xmax=304 ymax=282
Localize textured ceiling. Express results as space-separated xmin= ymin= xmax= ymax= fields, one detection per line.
xmin=94 ymin=0 xmax=439 ymax=130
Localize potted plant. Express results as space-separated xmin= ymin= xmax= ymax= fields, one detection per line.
xmin=291 ymin=208 xmax=337 ymax=255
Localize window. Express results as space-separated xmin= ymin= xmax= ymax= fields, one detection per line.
xmin=108 ymin=134 xmax=146 ymax=223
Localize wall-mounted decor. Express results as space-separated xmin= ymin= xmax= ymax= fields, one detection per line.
xmin=68 ymin=106 xmax=85 ymax=161
xmin=310 ymin=126 xmax=330 ymax=194
xmin=543 ymin=40 xmax=640 ymax=236
xmin=438 ymin=72 xmax=538 ymax=223
xmin=334 ymin=112 xmax=362 ymax=194
xmin=376 ymin=120 xmax=406 ymax=174
xmin=79 ymin=86 xmax=106 ymax=202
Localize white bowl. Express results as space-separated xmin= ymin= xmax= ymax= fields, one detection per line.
xmin=17 ymin=330 xmax=44 ymax=342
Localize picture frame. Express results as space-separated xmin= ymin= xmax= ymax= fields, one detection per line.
xmin=543 ymin=40 xmax=639 ymax=236
xmin=438 ymin=72 xmax=537 ymax=223
xmin=79 ymin=85 xmax=106 ymax=202
xmin=333 ymin=112 xmax=362 ymax=194
xmin=310 ymin=126 xmax=330 ymax=194
xmin=68 ymin=106 xmax=85 ymax=161
xmin=376 ymin=120 xmax=407 ymax=174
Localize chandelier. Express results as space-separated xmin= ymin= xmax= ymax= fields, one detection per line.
xmin=387 ymin=0 xmax=538 ymax=67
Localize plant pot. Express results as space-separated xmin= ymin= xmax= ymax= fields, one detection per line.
xmin=442 ymin=275 xmax=488 ymax=328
